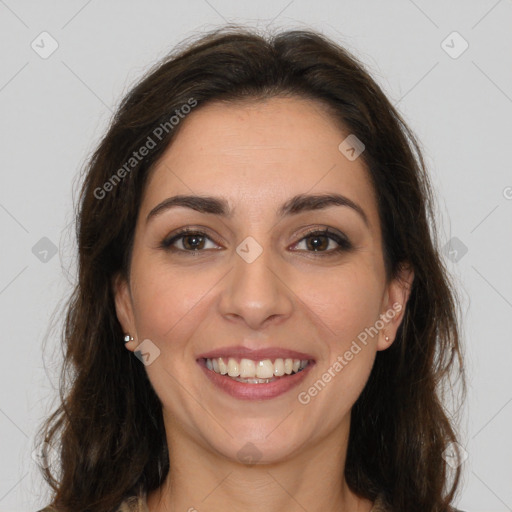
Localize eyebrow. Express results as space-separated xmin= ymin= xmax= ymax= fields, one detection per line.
xmin=146 ymin=193 xmax=369 ymax=227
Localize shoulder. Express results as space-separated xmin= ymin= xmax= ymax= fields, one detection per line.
xmin=116 ymin=494 xmax=149 ymax=512
xmin=36 ymin=494 xmax=148 ymax=512
xmin=371 ymin=493 xmax=391 ymax=512
xmin=370 ymin=494 xmax=468 ymax=512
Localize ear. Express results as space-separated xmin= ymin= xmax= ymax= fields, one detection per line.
xmin=112 ymin=272 xmax=137 ymax=351
xmin=377 ymin=262 xmax=414 ymax=351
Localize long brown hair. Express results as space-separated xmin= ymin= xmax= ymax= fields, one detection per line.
xmin=36 ymin=25 xmax=466 ymax=512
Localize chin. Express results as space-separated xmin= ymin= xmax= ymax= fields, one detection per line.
xmin=205 ymin=424 xmax=307 ymax=466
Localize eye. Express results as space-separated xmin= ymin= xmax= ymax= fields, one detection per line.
xmin=160 ymin=228 xmax=221 ymax=253
xmin=291 ymin=228 xmax=352 ymax=255
xmin=159 ymin=226 xmax=352 ymax=256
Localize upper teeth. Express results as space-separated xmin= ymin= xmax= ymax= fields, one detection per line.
xmin=205 ymin=357 xmax=309 ymax=378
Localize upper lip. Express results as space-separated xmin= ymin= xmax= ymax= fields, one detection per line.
xmin=197 ymin=345 xmax=315 ymax=361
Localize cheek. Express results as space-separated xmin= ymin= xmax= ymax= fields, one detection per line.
xmin=130 ymin=260 xmax=221 ymax=344
xmin=295 ymin=265 xmax=383 ymax=345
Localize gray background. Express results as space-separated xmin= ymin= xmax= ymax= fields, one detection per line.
xmin=1 ymin=1 xmax=511 ymax=511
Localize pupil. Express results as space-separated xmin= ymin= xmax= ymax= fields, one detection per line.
xmin=308 ymin=235 xmax=327 ymax=251
xmin=185 ymin=235 xmax=204 ymax=250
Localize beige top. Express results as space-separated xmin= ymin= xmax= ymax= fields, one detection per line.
xmin=39 ymin=491 xmax=391 ymax=511
xmin=115 ymin=491 xmax=391 ymax=512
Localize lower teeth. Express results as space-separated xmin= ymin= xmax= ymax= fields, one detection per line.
xmin=230 ymin=376 xmax=277 ymax=384
xmin=226 ymin=368 xmax=304 ymax=384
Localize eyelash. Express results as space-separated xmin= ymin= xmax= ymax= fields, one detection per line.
xmin=159 ymin=227 xmax=353 ymax=257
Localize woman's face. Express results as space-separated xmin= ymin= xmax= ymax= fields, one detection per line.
xmin=114 ymin=96 xmax=413 ymax=464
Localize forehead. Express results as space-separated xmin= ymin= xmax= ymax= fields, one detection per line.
xmin=142 ymin=96 xmax=379 ymax=228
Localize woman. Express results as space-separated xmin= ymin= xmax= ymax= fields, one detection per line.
xmin=36 ymin=26 xmax=467 ymax=512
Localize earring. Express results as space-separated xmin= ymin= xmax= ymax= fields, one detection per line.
xmin=385 ymin=335 xmax=389 ymax=341
xmin=124 ymin=334 xmax=134 ymax=344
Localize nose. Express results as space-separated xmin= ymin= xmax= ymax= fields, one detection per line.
xmin=218 ymin=243 xmax=294 ymax=330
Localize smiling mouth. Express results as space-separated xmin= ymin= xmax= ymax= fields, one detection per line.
xmin=200 ymin=357 xmax=312 ymax=384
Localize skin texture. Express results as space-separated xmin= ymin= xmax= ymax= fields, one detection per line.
xmin=114 ymin=96 xmax=414 ymax=512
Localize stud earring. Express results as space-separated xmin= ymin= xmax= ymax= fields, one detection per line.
xmin=385 ymin=335 xmax=389 ymax=341
xmin=124 ymin=334 xmax=134 ymax=344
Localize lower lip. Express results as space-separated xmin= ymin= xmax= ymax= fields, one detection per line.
xmin=197 ymin=359 xmax=315 ymax=401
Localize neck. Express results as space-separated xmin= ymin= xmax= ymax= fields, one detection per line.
xmin=147 ymin=416 xmax=374 ymax=512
